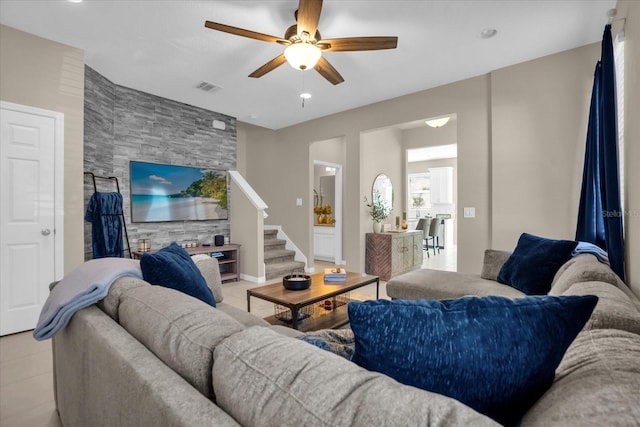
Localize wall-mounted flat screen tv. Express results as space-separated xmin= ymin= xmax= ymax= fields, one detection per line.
xmin=130 ymin=161 xmax=228 ymax=222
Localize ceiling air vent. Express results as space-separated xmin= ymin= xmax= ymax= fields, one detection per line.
xmin=196 ymin=81 xmax=221 ymax=93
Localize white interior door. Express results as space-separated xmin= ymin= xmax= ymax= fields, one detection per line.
xmin=1 ymin=102 xmax=63 ymax=336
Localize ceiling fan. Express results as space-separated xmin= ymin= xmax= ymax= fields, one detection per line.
xmin=204 ymin=0 xmax=398 ymax=85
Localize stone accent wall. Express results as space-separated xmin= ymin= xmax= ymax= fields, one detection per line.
xmin=84 ymin=66 xmax=236 ymax=260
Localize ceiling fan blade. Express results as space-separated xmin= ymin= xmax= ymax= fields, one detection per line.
xmin=319 ymin=36 xmax=398 ymax=52
xmin=314 ymin=56 xmax=344 ymax=85
xmin=248 ymin=54 xmax=288 ymax=78
xmin=205 ymin=21 xmax=288 ymax=44
xmin=297 ymin=0 xmax=323 ymax=39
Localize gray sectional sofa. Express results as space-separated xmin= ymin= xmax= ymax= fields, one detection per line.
xmin=387 ymin=251 xmax=640 ymax=425
xmin=51 ymin=254 xmax=640 ymax=426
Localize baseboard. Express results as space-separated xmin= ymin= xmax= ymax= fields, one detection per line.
xmin=240 ymin=273 xmax=266 ymax=283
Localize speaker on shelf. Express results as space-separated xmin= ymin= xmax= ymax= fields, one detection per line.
xmin=214 ymin=235 xmax=225 ymax=246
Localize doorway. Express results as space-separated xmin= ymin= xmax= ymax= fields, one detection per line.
xmin=0 ymin=101 xmax=64 ymax=335
xmin=403 ymin=114 xmax=458 ymax=271
xmin=313 ymin=160 xmax=343 ymax=265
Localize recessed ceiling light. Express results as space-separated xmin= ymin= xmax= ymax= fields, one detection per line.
xmin=67 ymin=0 xmax=83 ymax=3
xmin=480 ymin=28 xmax=498 ymax=39
xmin=300 ymin=93 xmax=312 ymax=99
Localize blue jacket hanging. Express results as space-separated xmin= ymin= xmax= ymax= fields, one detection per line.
xmin=85 ymin=192 xmax=124 ymax=258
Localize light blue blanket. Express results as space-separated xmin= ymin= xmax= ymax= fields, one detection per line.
xmin=572 ymin=241 xmax=610 ymax=266
xmin=33 ymin=258 xmax=142 ymax=341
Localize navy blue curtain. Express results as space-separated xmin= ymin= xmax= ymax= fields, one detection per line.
xmin=576 ymin=25 xmax=625 ymax=281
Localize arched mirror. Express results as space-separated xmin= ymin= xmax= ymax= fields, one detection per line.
xmin=372 ymin=173 xmax=393 ymax=212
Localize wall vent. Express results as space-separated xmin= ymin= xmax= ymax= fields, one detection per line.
xmin=196 ymin=81 xmax=221 ymax=92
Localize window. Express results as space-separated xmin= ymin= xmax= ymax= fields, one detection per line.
xmin=614 ymin=34 xmax=625 ymax=222
xmin=408 ymin=173 xmax=430 ymax=218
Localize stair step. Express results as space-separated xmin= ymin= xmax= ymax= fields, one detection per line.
xmin=264 ymin=229 xmax=278 ymax=240
xmin=265 ymin=257 xmax=296 ymax=266
xmin=263 ymin=227 xmax=305 ymax=281
xmin=265 ymin=260 xmax=306 ymax=281
xmin=264 ymin=238 xmax=286 ymax=249
xmin=264 ymin=248 xmax=296 ymax=264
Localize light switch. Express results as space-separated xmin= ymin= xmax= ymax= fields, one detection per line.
xmin=463 ymin=207 xmax=476 ymax=218
xmin=296 ymin=198 xmax=303 ymax=206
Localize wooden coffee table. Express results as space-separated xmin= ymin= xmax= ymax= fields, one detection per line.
xmin=247 ymin=271 xmax=379 ymax=331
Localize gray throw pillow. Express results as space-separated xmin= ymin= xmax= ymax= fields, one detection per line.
xmin=481 ymin=249 xmax=512 ymax=281
xmin=192 ymin=255 xmax=225 ymax=303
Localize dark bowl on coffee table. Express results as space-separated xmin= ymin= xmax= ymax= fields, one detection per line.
xmin=283 ymin=274 xmax=311 ymax=290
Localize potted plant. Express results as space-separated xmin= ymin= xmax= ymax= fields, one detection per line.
xmin=364 ymin=189 xmax=391 ymax=233
xmin=314 ymin=205 xmax=324 ymax=223
xmin=314 ymin=204 xmax=333 ymax=224
xmin=413 ymin=196 xmax=424 ymax=217
xmin=322 ymin=205 xmax=333 ymax=224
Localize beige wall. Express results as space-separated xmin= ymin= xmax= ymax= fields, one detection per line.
xmin=617 ymin=0 xmax=639 ymax=296
xmin=491 ymin=43 xmax=598 ymax=249
xmin=403 ymin=117 xmax=458 ymax=150
xmin=310 ymin=136 xmax=345 ymax=166
xmin=235 ymin=125 xmax=248 ymax=176
xmin=0 ymin=25 xmax=85 ymax=274
xmin=241 ymin=75 xmax=490 ymax=274
xmin=361 ymin=127 xmax=403 ymax=231
xmin=230 ymin=179 xmax=264 ymax=281
xmin=240 ymin=39 xmax=639 ymax=285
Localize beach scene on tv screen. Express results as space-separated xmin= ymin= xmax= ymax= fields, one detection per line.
xmin=130 ymin=161 xmax=228 ymax=222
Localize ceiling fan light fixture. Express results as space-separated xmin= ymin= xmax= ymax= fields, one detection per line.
xmin=284 ymin=42 xmax=321 ymax=71
xmin=425 ymin=117 xmax=450 ymax=128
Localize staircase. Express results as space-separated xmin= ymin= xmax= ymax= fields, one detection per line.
xmin=264 ymin=229 xmax=305 ymax=281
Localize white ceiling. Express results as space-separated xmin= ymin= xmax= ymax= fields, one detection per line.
xmin=0 ymin=0 xmax=615 ymax=130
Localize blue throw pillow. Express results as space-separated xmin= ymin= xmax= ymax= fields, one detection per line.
xmin=497 ymin=233 xmax=578 ymax=295
xmin=140 ymin=242 xmax=215 ymax=307
xmin=348 ymin=295 xmax=597 ymax=426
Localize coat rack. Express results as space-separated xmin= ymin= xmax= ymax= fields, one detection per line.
xmin=84 ymin=172 xmax=132 ymax=258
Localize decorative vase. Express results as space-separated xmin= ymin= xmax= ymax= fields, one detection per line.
xmin=373 ymin=221 xmax=382 ymax=233
xmin=317 ymin=214 xmax=324 ymax=224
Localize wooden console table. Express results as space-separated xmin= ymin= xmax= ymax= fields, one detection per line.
xmin=365 ymin=231 xmax=423 ymax=281
xmin=132 ymin=243 xmax=241 ymax=282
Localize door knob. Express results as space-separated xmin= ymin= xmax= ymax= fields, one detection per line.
xmin=41 ymin=228 xmax=51 ymax=236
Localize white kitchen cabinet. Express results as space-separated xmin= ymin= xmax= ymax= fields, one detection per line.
xmin=314 ymin=226 xmax=335 ymax=261
xmin=429 ymin=167 xmax=453 ymax=204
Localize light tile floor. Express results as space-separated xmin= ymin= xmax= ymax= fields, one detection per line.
xmin=422 ymin=244 xmax=457 ymax=272
xmin=0 ymin=252 xmax=454 ymax=426
xmin=0 ymin=332 xmax=61 ymax=427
